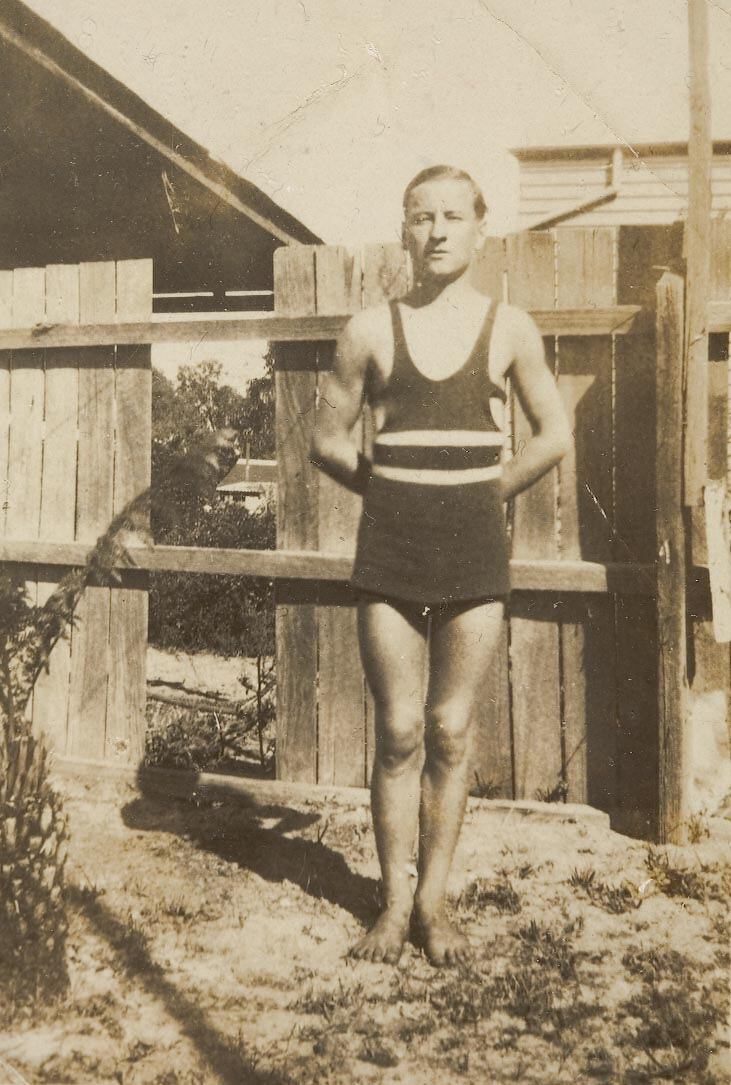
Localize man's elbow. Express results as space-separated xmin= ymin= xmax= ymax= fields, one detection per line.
xmin=310 ymin=431 xmax=334 ymax=470
xmin=553 ymin=423 xmax=573 ymax=463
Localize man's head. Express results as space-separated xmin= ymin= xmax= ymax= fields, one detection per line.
xmin=402 ymin=166 xmax=488 ymax=282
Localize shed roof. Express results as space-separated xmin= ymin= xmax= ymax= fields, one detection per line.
xmin=0 ymin=0 xmax=320 ymax=299
xmin=218 ymin=460 xmax=278 ymax=491
xmin=512 ymin=141 xmax=731 ymax=162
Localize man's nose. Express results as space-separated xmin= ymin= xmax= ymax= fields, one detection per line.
xmin=430 ymin=214 xmax=447 ymax=237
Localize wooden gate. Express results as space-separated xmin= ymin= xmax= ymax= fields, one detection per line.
xmin=273 ymin=225 xmax=691 ymax=838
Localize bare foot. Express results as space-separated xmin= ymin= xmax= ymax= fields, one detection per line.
xmin=411 ymin=908 xmax=471 ymax=967
xmin=349 ymin=906 xmax=411 ymax=964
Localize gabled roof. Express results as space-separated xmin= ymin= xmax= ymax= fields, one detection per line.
xmin=0 ymin=0 xmax=319 ymax=247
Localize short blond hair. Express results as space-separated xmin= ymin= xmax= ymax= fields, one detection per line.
xmin=403 ymin=166 xmax=487 ymax=219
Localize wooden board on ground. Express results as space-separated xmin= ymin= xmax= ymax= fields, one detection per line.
xmin=506 ymin=231 xmax=562 ymax=800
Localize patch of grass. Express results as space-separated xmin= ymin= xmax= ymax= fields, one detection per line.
xmin=470 ymin=773 xmax=503 ymax=799
xmin=534 ymin=780 xmax=568 ymax=803
xmin=358 ymin=1038 xmax=399 ymax=1068
xmin=568 ymin=866 xmax=640 ymax=914
xmin=517 ymin=919 xmax=579 ymax=980
xmin=294 ymin=978 xmax=366 ymax=1020
xmin=685 ymin=812 xmax=711 ymax=844
xmin=644 ymin=847 xmax=706 ymax=901
xmin=614 ymin=945 xmax=729 ymax=1083
xmin=457 ymin=876 xmax=521 ymax=915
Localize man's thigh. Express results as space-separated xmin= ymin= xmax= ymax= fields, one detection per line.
xmin=357 ymin=595 xmax=429 ymax=712
xmin=426 ymin=599 xmax=505 ymax=712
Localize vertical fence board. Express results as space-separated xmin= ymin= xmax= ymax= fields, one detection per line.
xmin=506 ymin=232 xmax=562 ymax=799
xmin=614 ymin=225 xmax=682 ymax=837
xmin=361 ymin=243 xmax=410 ymax=784
xmin=314 ymin=246 xmax=365 ymax=786
xmin=655 ymin=272 xmax=688 ymax=843
xmin=8 ymin=268 xmax=45 ymax=724
xmin=685 ymin=220 xmax=731 ymax=804
xmin=0 ymin=273 xmax=11 ymax=537
xmin=471 ymin=236 xmax=506 ymax=299
xmin=470 ymin=236 xmax=512 ymax=796
xmin=555 ymin=227 xmax=617 ymax=809
xmin=67 ymin=262 xmax=116 ymax=760
xmin=274 ymin=246 xmax=318 ymax=783
xmin=106 ymin=259 xmax=152 ymax=763
xmin=32 ymin=264 xmax=80 ymax=751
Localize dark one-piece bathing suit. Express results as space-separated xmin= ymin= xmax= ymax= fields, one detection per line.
xmin=350 ymin=297 xmax=511 ymax=607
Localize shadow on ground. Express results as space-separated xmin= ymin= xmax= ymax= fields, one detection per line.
xmin=68 ymin=884 xmax=287 ymax=1085
xmin=121 ymin=780 xmax=380 ymax=927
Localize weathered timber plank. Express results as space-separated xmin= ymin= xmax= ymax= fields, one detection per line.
xmin=274 ymin=246 xmax=319 ymax=783
xmin=67 ymin=262 xmax=116 ymax=760
xmin=8 ymin=268 xmax=45 ymax=725
xmin=0 ymin=272 xmax=11 ymax=536
xmin=0 ymin=307 xmax=645 ymax=352
xmin=555 ymin=227 xmax=617 ymax=809
xmin=506 ymin=231 xmax=563 ymax=800
xmin=614 ymin=226 xmax=683 ymax=839
xmin=106 ymin=260 xmax=152 ymax=764
xmin=32 ymin=264 xmax=80 ymax=752
xmin=315 ymin=246 xmax=366 ymax=786
xmin=470 ymin=236 xmax=513 ymax=797
xmin=684 ymin=0 xmax=712 ymax=504
xmin=360 ymin=243 xmax=410 ymax=785
xmin=655 ymin=272 xmax=689 ymax=842
xmin=471 ymin=236 xmax=505 ymax=299
xmin=0 ymin=540 xmax=656 ymax=593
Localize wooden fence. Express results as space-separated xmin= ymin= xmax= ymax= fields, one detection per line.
xmin=0 ymin=222 xmax=728 ymax=842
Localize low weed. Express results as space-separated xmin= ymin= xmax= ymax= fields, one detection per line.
xmin=457 ymin=876 xmax=521 ymax=915
xmin=613 ymin=945 xmax=729 ymax=1082
xmin=568 ymin=866 xmax=640 ymax=914
xmin=517 ymin=919 xmax=579 ymax=980
xmin=644 ymin=847 xmax=706 ymax=901
xmin=470 ymin=773 xmax=503 ymax=799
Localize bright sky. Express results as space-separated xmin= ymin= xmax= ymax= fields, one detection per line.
xmin=23 ymin=0 xmax=731 ymax=385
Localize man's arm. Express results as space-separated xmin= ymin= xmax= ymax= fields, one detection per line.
xmin=310 ymin=312 xmax=373 ymax=494
xmin=501 ymin=307 xmax=572 ymax=502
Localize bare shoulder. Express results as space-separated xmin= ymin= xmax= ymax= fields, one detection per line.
xmin=343 ymin=302 xmax=391 ymax=344
xmin=336 ymin=302 xmax=391 ymax=371
xmin=497 ymin=302 xmax=540 ymax=341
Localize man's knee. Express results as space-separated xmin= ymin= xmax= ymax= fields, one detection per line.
xmin=376 ymin=708 xmax=424 ymax=771
xmin=424 ymin=703 xmax=472 ymax=769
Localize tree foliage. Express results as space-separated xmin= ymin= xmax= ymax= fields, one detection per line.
xmin=150 ymin=357 xmax=276 ymax=657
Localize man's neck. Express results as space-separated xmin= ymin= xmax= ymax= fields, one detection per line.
xmin=410 ymin=268 xmax=474 ymax=308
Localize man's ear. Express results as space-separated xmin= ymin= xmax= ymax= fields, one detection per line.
xmin=474 ymin=215 xmax=488 ymax=253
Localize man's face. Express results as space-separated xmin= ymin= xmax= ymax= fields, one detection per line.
xmin=402 ymin=179 xmax=485 ymax=281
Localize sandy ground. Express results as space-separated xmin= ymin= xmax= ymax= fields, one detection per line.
xmin=146 ymin=648 xmax=261 ymax=703
xmin=0 ymin=773 xmax=729 ymax=1085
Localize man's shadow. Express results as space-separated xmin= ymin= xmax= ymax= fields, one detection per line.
xmin=122 ymin=771 xmax=380 ymax=926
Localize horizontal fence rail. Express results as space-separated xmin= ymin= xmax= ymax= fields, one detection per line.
xmin=0 ymin=540 xmax=656 ymax=594
xmin=0 ymin=305 xmax=648 ymax=351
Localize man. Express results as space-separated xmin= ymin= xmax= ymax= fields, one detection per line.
xmin=311 ymin=166 xmax=571 ymax=966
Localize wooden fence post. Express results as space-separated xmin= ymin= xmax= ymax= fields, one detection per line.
xmin=655 ymin=271 xmax=689 ymax=843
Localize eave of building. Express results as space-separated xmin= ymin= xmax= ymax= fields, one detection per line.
xmin=0 ymin=0 xmax=320 ymax=248
xmin=511 ymin=141 xmax=731 ymax=162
